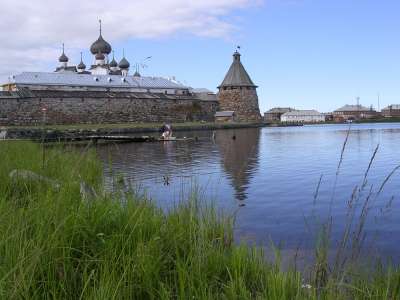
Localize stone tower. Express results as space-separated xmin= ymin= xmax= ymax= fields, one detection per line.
xmin=217 ymin=51 xmax=261 ymax=122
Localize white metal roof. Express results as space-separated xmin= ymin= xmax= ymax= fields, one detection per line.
xmin=282 ymin=110 xmax=322 ymax=116
xmin=9 ymin=72 xmax=189 ymax=90
xmin=215 ymin=111 xmax=235 ymax=117
xmin=335 ymin=104 xmax=371 ymax=112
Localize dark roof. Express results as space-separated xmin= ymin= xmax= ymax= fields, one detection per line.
xmin=218 ymin=51 xmax=256 ymax=88
xmin=109 ymin=69 xmax=122 ymax=75
xmin=54 ymin=66 xmax=77 ymax=72
xmin=133 ymin=71 xmax=141 ymax=77
xmin=119 ymin=57 xmax=130 ymax=69
xmin=90 ymin=35 xmax=112 ymax=55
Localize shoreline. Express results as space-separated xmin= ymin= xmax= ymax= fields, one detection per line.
xmin=3 ymin=119 xmax=400 ymax=140
xmin=3 ymin=122 xmax=269 ymax=140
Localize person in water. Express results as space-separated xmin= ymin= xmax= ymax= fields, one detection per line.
xmin=161 ymin=124 xmax=172 ymax=139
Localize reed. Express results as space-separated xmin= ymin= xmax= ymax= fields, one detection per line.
xmin=0 ymin=141 xmax=399 ymax=299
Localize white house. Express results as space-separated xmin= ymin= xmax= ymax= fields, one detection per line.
xmin=281 ymin=110 xmax=325 ymax=123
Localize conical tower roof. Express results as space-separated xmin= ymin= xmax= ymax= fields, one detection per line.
xmin=218 ymin=51 xmax=257 ymax=88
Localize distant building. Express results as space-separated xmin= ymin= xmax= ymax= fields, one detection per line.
xmin=323 ymin=113 xmax=334 ymax=122
xmin=215 ymin=111 xmax=235 ymax=122
xmin=264 ymin=107 xmax=295 ymax=122
xmin=281 ymin=110 xmax=325 ymax=123
xmin=381 ymin=105 xmax=400 ymax=117
xmin=217 ymin=51 xmax=261 ymax=122
xmin=333 ymin=104 xmax=379 ymax=121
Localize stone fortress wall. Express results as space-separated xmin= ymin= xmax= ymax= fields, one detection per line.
xmin=0 ymin=90 xmax=218 ymax=126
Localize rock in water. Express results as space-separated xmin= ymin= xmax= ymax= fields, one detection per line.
xmin=0 ymin=129 xmax=7 ymax=140
xmin=9 ymin=169 xmax=61 ymax=190
xmin=80 ymin=181 xmax=98 ymax=201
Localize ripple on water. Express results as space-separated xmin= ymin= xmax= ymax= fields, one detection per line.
xmin=97 ymin=124 xmax=400 ymax=261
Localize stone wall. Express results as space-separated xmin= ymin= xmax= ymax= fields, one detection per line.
xmin=0 ymin=91 xmax=218 ymax=126
xmin=217 ymin=87 xmax=261 ymax=122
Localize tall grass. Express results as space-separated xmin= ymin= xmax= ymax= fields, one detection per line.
xmin=0 ymin=141 xmax=400 ymax=299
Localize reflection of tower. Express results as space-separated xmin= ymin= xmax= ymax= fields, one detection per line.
xmin=215 ymin=128 xmax=260 ymax=201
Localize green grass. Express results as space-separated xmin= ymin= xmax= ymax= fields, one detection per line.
xmin=0 ymin=141 xmax=400 ymax=299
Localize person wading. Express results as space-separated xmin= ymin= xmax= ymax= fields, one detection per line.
xmin=161 ymin=124 xmax=173 ymax=139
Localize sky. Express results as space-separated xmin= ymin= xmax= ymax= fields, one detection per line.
xmin=1 ymin=0 xmax=400 ymax=113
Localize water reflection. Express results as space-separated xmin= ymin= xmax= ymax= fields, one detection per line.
xmin=214 ymin=128 xmax=260 ymax=202
xmin=96 ymin=123 xmax=400 ymax=260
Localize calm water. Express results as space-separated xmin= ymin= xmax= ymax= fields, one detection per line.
xmin=97 ymin=123 xmax=400 ymax=260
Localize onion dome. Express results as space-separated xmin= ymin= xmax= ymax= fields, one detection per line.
xmin=95 ymin=51 xmax=105 ymax=60
xmin=59 ymin=52 xmax=68 ymax=63
xmin=133 ymin=63 xmax=140 ymax=77
xmin=90 ymin=35 xmax=112 ymax=55
xmin=77 ymin=52 xmax=86 ymax=69
xmin=77 ymin=61 xmax=86 ymax=69
xmin=90 ymin=20 xmax=112 ymax=55
xmin=109 ymin=51 xmax=118 ymax=67
xmin=119 ymin=57 xmax=130 ymax=69
xmin=59 ymin=43 xmax=68 ymax=62
xmin=110 ymin=58 xmax=118 ymax=68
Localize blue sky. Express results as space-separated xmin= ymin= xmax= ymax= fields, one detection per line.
xmin=110 ymin=0 xmax=400 ymax=113
xmin=2 ymin=0 xmax=400 ymax=113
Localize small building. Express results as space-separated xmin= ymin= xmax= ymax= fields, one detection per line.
xmin=381 ymin=105 xmax=400 ymax=117
xmin=215 ymin=111 xmax=235 ymax=122
xmin=264 ymin=107 xmax=295 ymax=122
xmin=323 ymin=113 xmax=334 ymax=122
xmin=281 ymin=110 xmax=325 ymax=123
xmin=333 ymin=104 xmax=379 ymax=121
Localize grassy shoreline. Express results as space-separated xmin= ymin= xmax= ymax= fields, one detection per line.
xmin=1 ymin=141 xmax=400 ymax=299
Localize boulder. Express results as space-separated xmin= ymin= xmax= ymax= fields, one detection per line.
xmin=9 ymin=169 xmax=61 ymax=190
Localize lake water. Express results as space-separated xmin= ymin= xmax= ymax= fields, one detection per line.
xmin=97 ymin=123 xmax=400 ymax=262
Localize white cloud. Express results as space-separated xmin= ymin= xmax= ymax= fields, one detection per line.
xmin=0 ymin=0 xmax=259 ymax=82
